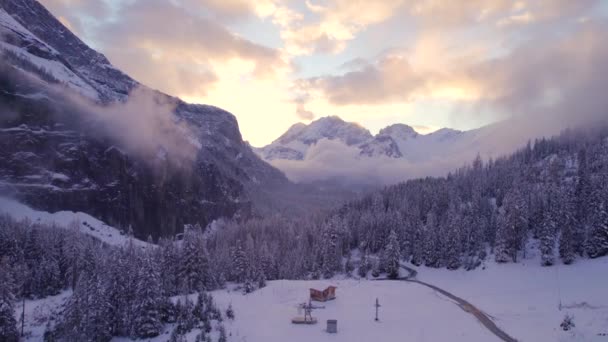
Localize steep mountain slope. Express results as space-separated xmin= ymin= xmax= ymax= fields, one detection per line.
xmin=0 ymin=0 xmax=289 ymax=238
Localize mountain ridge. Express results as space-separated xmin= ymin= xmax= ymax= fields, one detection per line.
xmin=256 ymin=115 xmax=466 ymax=162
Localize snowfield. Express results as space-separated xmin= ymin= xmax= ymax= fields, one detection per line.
xmin=213 ymin=279 xmax=497 ymax=342
xmin=212 ymin=256 xmax=608 ymax=342
xmin=419 ymin=252 xmax=608 ymax=341
xmin=0 ymin=196 xmax=150 ymax=248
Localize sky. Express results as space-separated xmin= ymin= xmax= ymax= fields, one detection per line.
xmin=39 ymin=0 xmax=608 ymax=147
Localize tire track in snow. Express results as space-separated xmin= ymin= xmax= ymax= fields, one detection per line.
xmin=375 ymin=265 xmax=518 ymax=342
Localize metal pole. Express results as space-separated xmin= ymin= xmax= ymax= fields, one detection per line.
xmin=375 ymin=298 xmax=380 ymax=321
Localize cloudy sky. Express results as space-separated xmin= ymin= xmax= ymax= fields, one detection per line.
xmin=40 ymin=0 xmax=608 ymax=146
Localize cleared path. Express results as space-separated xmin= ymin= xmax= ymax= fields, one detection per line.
xmin=375 ymin=264 xmax=518 ymax=342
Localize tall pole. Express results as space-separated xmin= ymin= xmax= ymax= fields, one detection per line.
xmin=375 ymin=298 xmax=380 ymax=321
xmin=21 ymin=289 xmax=25 ymax=336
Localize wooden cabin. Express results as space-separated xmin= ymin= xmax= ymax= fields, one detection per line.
xmin=310 ymin=286 xmax=337 ymax=302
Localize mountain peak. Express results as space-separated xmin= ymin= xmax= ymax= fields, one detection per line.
xmin=279 ymin=116 xmax=372 ymax=146
xmin=378 ymin=123 xmax=419 ymax=141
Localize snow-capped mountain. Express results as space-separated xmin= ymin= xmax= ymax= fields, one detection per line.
xmin=257 ymin=116 xmax=468 ymax=162
xmin=257 ymin=116 xmax=372 ymax=161
xmin=0 ymin=0 xmax=288 ymax=238
xmin=255 ymin=114 xmax=572 ymax=185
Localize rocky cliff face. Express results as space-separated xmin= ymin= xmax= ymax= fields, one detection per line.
xmin=0 ymin=0 xmax=288 ymax=239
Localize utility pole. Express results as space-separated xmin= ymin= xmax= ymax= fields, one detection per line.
xmin=375 ymin=298 xmax=381 ymax=322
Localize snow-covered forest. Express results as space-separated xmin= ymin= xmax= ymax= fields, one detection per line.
xmin=1 ymin=124 xmax=608 ymax=341
xmin=206 ymin=125 xmax=608 ymax=281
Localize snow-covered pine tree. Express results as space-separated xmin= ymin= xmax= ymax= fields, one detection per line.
xmin=231 ymin=240 xmax=249 ymax=283
xmin=33 ymin=255 xmax=62 ymax=297
xmin=180 ymin=227 xmax=211 ymax=292
xmin=495 ymin=186 xmax=529 ymax=262
xmin=226 ymin=303 xmax=235 ymax=320
xmin=423 ymin=211 xmax=441 ymax=267
xmin=321 ymin=218 xmax=343 ymax=278
xmin=174 ymin=298 xmax=196 ymax=335
xmin=444 ymin=206 xmax=462 ymax=270
xmin=573 ymin=148 xmax=592 ymax=255
xmin=159 ymin=237 xmax=180 ymax=296
xmin=385 ymin=230 xmax=401 ymax=279
xmin=540 ymin=197 xmax=558 ymax=266
xmin=134 ymin=254 xmax=164 ymax=338
xmin=0 ymin=260 xmax=19 ymax=342
xmin=494 ymin=208 xmax=510 ymax=263
xmin=559 ymin=190 xmax=577 ymax=264
xmin=358 ymin=246 xmax=371 ymax=278
xmin=410 ymin=221 xmax=424 ymax=266
xmin=586 ymin=176 xmax=608 ymax=258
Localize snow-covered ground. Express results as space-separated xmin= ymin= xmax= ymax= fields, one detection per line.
xmin=418 ymin=253 xmax=608 ymax=341
xmin=0 ymin=196 xmax=150 ymax=248
xmin=213 ymin=279 xmax=497 ymax=342
xmin=16 ymin=290 xmax=72 ymax=341
xmin=212 ymin=256 xmax=608 ymax=342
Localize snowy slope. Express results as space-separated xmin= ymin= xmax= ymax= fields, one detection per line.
xmin=0 ymin=8 xmax=100 ymax=100
xmin=0 ymin=196 xmax=150 ymax=248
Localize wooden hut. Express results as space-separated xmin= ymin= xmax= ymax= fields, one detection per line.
xmin=310 ymin=286 xmax=337 ymax=302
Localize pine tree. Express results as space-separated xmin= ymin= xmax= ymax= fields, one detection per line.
xmin=574 ymin=148 xmax=592 ymax=255
xmin=231 ymin=240 xmax=249 ymax=283
xmin=410 ymin=221 xmax=424 ymax=266
xmin=357 ymin=247 xmax=370 ymax=278
xmin=218 ymin=326 xmax=227 ymax=342
xmin=586 ymin=178 xmax=608 ymax=258
xmin=540 ymin=202 xmax=557 ymax=266
xmin=423 ymin=211 xmax=441 ymax=267
xmin=495 ymin=187 xmax=528 ymax=262
xmin=226 ymin=304 xmax=235 ymax=320
xmin=559 ymin=191 xmax=577 ymax=264
xmin=134 ymin=256 xmax=164 ymax=338
xmin=179 ymin=227 xmax=212 ymax=293
xmin=443 ymin=205 xmax=462 ymax=270
xmin=174 ymin=298 xmax=196 ymax=335
xmin=321 ymin=218 xmax=343 ymax=278
xmin=0 ymin=260 xmax=19 ymax=342
xmin=494 ymin=208 xmax=510 ymax=263
xmin=385 ymin=230 xmax=401 ymax=279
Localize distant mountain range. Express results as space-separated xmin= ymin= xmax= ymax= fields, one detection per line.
xmin=256 ymin=116 xmax=469 ymax=162
xmin=255 ymin=115 xmax=574 ymax=185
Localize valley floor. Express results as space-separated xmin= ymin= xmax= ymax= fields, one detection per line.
xmin=15 ymin=251 xmax=608 ymax=341
xmin=213 ymin=255 xmax=608 ymax=342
